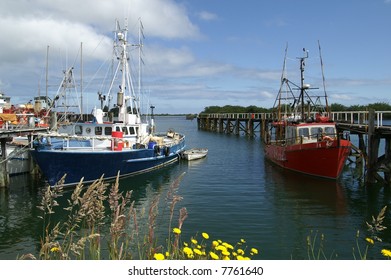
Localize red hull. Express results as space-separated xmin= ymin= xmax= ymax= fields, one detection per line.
xmin=265 ymin=139 xmax=351 ymax=179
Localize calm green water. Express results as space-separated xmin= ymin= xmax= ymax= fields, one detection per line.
xmin=0 ymin=116 xmax=390 ymax=260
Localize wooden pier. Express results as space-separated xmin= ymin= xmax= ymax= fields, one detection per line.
xmin=197 ymin=110 xmax=391 ymax=186
xmin=0 ymin=127 xmax=48 ymax=187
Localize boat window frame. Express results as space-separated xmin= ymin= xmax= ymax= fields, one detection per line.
xmin=298 ymin=127 xmax=309 ymax=138
xmin=104 ymin=127 xmax=112 ymax=136
xmin=95 ymin=126 xmax=103 ymax=136
xmin=122 ymin=127 xmax=129 ymax=135
xmin=129 ymin=126 xmax=136 ymax=135
xmin=74 ymin=125 xmax=83 ymax=135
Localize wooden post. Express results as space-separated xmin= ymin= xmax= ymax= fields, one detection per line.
xmin=385 ymin=138 xmax=391 ymax=187
xmin=218 ymin=117 xmax=223 ymax=133
xmin=0 ymin=138 xmax=9 ymax=187
xmin=213 ymin=118 xmax=218 ymax=132
xmin=235 ymin=119 xmax=239 ymax=135
xmin=366 ymin=109 xmax=379 ymax=184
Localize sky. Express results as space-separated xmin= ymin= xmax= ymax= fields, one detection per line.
xmin=0 ymin=0 xmax=390 ymax=114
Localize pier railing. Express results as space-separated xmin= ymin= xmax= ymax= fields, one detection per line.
xmin=330 ymin=111 xmax=391 ymax=127
xmin=199 ymin=111 xmax=391 ymax=128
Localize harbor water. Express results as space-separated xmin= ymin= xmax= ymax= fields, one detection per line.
xmin=1 ymin=116 xmax=390 ymax=260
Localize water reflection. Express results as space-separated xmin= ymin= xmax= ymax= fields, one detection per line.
xmin=0 ymin=163 xmax=189 ymax=259
xmin=264 ymin=160 xmax=347 ymax=216
xmin=0 ymin=175 xmax=44 ymax=259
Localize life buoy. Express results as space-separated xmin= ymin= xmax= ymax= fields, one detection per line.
xmin=322 ymin=135 xmax=334 ymax=148
xmin=322 ymin=135 xmax=334 ymax=142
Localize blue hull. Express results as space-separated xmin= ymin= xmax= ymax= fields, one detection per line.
xmin=30 ymin=140 xmax=186 ymax=187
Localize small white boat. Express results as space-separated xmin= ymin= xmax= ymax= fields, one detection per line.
xmin=181 ymin=148 xmax=208 ymax=161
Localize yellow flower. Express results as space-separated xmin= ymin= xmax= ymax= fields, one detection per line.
xmin=241 ymin=239 xmax=246 ymax=243
xmin=165 ymin=251 xmax=170 ymax=257
xmin=194 ymin=248 xmax=202 ymax=256
xmin=221 ymin=250 xmax=230 ymax=256
xmin=173 ymin=228 xmax=181 ymax=234
xmin=222 ymin=242 xmax=234 ymax=250
xmin=191 ymin=238 xmax=198 ymax=245
xmin=187 ymin=254 xmax=194 ymax=259
xmin=381 ymin=249 xmax=391 ymax=258
xmin=183 ymin=242 xmax=188 ymax=247
xmin=251 ymin=248 xmax=259 ymax=255
xmin=50 ymin=247 xmax=60 ymax=253
xmin=154 ymin=253 xmax=165 ymax=260
xmin=212 ymin=240 xmax=219 ymax=247
xmin=223 ymin=256 xmax=230 ymax=260
xmin=237 ymin=249 xmax=245 ymax=255
xmin=216 ymin=245 xmax=227 ymax=252
xmin=209 ymin=251 xmax=219 ymax=260
xmin=365 ymin=237 xmax=374 ymax=245
xmin=183 ymin=247 xmax=193 ymax=255
xmin=202 ymin=232 xmax=210 ymax=239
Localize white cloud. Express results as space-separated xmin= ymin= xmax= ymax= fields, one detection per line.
xmin=0 ymin=0 xmax=202 ymax=103
xmin=197 ymin=11 xmax=218 ymax=21
xmin=330 ymin=94 xmax=354 ymax=101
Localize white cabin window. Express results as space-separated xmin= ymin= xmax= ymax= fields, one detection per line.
xmin=122 ymin=127 xmax=129 ymax=135
xmin=324 ymin=126 xmax=335 ymax=135
xmin=310 ymin=127 xmax=323 ymax=137
xmin=298 ymin=127 xmax=309 ymax=138
xmin=286 ymin=127 xmax=296 ymax=144
xmin=129 ymin=127 xmax=135 ymax=135
xmin=104 ymin=127 xmax=112 ymax=135
xmin=95 ymin=127 xmax=103 ymax=135
xmin=75 ymin=125 xmax=82 ymax=135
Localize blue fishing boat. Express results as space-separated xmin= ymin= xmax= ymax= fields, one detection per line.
xmin=29 ymin=20 xmax=186 ymax=187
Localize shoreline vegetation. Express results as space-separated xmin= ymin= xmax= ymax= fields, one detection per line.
xmin=106 ymin=102 xmax=391 ymax=117
xmin=144 ymin=102 xmax=391 ymax=118
xmin=199 ymin=102 xmax=391 ymax=115
xmin=18 ymin=173 xmax=391 ymax=260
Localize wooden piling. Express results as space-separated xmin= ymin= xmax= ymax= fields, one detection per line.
xmin=0 ymin=138 xmax=9 ymax=187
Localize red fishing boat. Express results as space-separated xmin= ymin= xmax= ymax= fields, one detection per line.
xmin=264 ymin=46 xmax=351 ymax=179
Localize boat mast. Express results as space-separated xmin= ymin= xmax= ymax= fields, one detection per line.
xmin=299 ymin=48 xmax=309 ymax=121
xmin=45 ymin=45 xmax=49 ymax=101
xmin=318 ymin=41 xmax=330 ymax=114
xmin=80 ymin=42 xmax=83 ymax=121
xmin=137 ymin=19 xmax=144 ymax=113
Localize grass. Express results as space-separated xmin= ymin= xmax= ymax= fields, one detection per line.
xmin=306 ymin=206 xmax=390 ymax=260
xmin=20 ymin=172 xmax=258 ymax=260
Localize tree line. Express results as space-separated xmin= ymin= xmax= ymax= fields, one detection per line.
xmin=200 ymin=102 xmax=391 ymax=114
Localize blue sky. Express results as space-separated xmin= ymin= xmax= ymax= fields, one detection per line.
xmin=0 ymin=0 xmax=390 ymax=114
